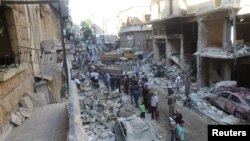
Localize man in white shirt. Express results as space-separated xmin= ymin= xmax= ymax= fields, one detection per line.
xmin=74 ymin=78 xmax=81 ymax=89
xmin=90 ymin=71 xmax=95 ymax=83
xmin=93 ymin=72 xmax=99 ymax=84
xmin=175 ymin=75 xmax=181 ymax=92
xmin=151 ymin=92 xmax=159 ymax=120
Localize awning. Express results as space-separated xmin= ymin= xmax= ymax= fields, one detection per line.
xmin=194 ymin=48 xmax=234 ymax=59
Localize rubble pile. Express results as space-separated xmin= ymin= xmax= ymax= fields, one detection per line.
xmin=142 ymin=64 xmax=183 ymax=89
xmin=188 ymin=87 xmax=228 ymax=122
xmin=10 ymin=91 xmax=46 ymax=126
xmin=235 ymin=44 xmax=250 ymax=57
xmin=79 ymin=88 xmax=120 ymax=141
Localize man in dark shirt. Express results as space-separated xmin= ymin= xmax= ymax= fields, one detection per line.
xmin=173 ymin=109 xmax=183 ymax=124
xmin=115 ymin=75 xmax=121 ymax=93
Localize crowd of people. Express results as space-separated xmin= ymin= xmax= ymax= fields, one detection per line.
xmin=71 ymin=42 xmax=190 ymax=141
xmin=165 ymin=72 xmax=193 ymax=141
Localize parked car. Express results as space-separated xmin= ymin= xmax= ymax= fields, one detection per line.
xmin=206 ymin=91 xmax=250 ymax=121
xmin=113 ymin=116 xmax=162 ymax=141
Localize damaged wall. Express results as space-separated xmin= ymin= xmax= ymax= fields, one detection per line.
xmin=119 ymin=30 xmax=152 ymax=51
xmin=203 ymin=19 xmax=224 ymax=47
xmin=26 ymin=4 xmax=60 ymax=75
xmin=0 ymin=64 xmax=34 ymax=135
xmin=48 ymin=71 xmax=63 ymax=103
xmin=0 ymin=4 xmax=61 ymax=137
xmin=0 ymin=5 xmax=35 ymax=136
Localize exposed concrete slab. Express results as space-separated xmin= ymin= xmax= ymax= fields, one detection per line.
xmin=5 ymin=103 xmax=68 ymax=141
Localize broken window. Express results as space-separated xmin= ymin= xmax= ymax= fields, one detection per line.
xmin=229 ymin=95 xmax=240 ymax=104
xmin=244 ymin=98 xmax=250 ymax=107
xmin=218 ymin=92 xmax=229 ymax=99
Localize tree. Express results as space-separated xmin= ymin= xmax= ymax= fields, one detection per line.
xmin=80 ymin=18 xmax=93 ymax=42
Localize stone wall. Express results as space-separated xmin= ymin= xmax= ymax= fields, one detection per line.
xmin=0 ymin=4 xmax=61 ymax=136
xmin=26 ymin=4 xmax=60 ymax=74
xmin=0 ymin=64 xmax=34 ymax=134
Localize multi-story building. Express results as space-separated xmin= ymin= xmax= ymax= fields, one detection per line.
xmin=0 ymin=0 xmax=69 ymax=139
xmin=150 ymin=0 xmax=250 ymax=88
xmin=118 ymin=2 xmax=153 ymax=54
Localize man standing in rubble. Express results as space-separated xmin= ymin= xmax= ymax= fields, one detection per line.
xmin=142 ymin=84 xmax=149 ymax=110
xmin=93 ymin=71 xmax=99 ymax=84
xmin=115 ymin=75 xmax=121 ymax=93
xmin=103 ymin=72 xmax=110 ymax=89
xmin=74 ymin=78 xmax=81 ymax=90
xmin=132 ymin=86 xmax=139 ymax=108
xmin=175 ymin=75 xmax=181 ymax=93
xmin=151 ymin=92 xmax=159 ymax=120
xmin=110 ymin=75 xmax=116 ymax=91
xmin=185 ymin=73 xmax=191 ymax=96
xmin=166 ymin=76 xmax=173 ymax=94
xmin=166 ymin=89 xmax=176 ymax=117
xmin=90 ymin=71 xmax=95 ymax=84
xmin=123 ymin=75 xmax=130 ymax=95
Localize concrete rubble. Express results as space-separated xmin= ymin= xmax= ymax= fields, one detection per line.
xmin=75 ymin=50 xmax=250 ymax=140
xmin=214 ymin=80 xmax=237 ymax=92
xmin=235 ymin=44 xmax=250 ymax=57
xmin=79 ymin=87 xmax=122 ymax=141
xmin=26 ymin=91 xmax=47 ymax=107
xmin=10 ymin=113 xmax=22 ymax=126
xmin=18 ymin=107 xmax=32 ymax=118
xmin=19 ymin=96 xmax=34 ymax=110
xmin=9 ymin=91 xmax=47 ymax=127
xmin=188 ymin=87 xmax=228 ymax=123
xmin=188 ymin=85 xmax=249 ymax=124
xmin=131 ymin=56 xmax=247 ymax=125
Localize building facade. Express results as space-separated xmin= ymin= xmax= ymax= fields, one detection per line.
xmin=150 ymin=0 xmax=250 ymax=88
xmin=118 ymin=4 xmax=153 ymax=54
xmin=0 ymin=0 xmax=68 ymax=138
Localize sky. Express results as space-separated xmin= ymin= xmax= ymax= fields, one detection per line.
xmin=69 ymin=0 xmax=150 ymax=34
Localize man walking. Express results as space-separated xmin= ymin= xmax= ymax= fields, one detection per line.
xmin=166 ymin=90 xmax=176 ymax=117
xmin=132 ymin=87 xmax=139 ymax=108
xmin=151 ymin=92 xmax=159 ymax=120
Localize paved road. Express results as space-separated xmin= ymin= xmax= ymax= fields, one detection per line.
xmin=5 ymin=103 xmax=68 ymax=141
xmin=148 ymin=86 xmax=216 ymax=141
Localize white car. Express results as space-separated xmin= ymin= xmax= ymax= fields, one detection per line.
xmin=113 ymin=116 xmax=162 ymax=141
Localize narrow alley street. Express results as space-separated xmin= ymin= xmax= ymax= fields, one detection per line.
xmin=70 ymin=43 xmax=218 ymax=141
xmin=1 ymin=1 xmax=250 ymax=141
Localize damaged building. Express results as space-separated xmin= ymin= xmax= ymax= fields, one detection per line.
xmin=150 ymin=0 xmax=250 ymax=88
xmin=118 ymin=3 xmax=153 ymax=55
xmin=0 ymin=0 xmax=70 ymax=140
